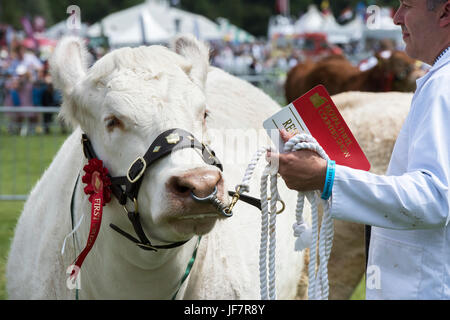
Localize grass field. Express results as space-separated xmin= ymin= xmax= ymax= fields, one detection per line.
xmin=0 ymin=125 xmax=68 ymax=300
xmin=0 ymin=201 xmax=24 ymax=300
xmin=0 ymin=122 xmax=365 ymax=300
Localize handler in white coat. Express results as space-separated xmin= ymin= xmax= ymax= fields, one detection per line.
xmin=271 ymin=0 xmax=450 ymax=299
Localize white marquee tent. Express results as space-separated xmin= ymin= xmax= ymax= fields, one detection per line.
xmin=293 ymin=5 xmax=365 ymax=44
xmin=362 ymin=8 xmax=403 ymax=44
xmin=45 ymin=20 xmax=91 ymax=39
xmin=87 ymin=0 xmax=222 ymax=47
xmin=146 ymin=0 xmax=222 ymax=41
xmin=90 ymin=3 xmax=170 ymax=47
xmin=294 ymin=5 xmax=325 ymax=34
xmin=267 ymin=15 xmax=296 ymax=39
xmin=47 ymin=0 xmax=226 ymax=47
xmin=271 ymin=5 xmax=401 ymax=46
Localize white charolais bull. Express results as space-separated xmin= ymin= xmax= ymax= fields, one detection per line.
xmin=6 ymin=35 xmax=305 ymax=299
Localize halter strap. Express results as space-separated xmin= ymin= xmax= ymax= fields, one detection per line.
xmin=80 ymin=129 xmax=262 ymax=251
xmin=81 ymin=129 xmax=223 ymax=251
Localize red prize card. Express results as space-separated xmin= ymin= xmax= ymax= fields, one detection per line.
xmin=263 ymin=85 xmax=370 ymax=171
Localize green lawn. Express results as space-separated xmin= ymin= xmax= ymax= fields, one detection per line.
xmin=350 ymin=276 xmax=366 ymax=300
xmin=0 ymin=201 xmax=24 ymax=300
xmin=0 ymin=134 xmax=68 ymax=196
xmin=0 ymin=128 xmax=68 ymax=300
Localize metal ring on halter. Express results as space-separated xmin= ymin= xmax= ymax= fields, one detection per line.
xmin=267 ymin=197 xmax=286 ymax=215
xmin=123 ymin=197 xmax=139 ymax=215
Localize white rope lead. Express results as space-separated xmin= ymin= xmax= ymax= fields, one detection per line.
xmin=285 ymin=134 xmax=334 ymax=300
xmin=237 ymin=134 xmax=334 ymax=300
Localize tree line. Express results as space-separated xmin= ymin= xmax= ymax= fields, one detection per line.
xmin=0 ymin=0 xmax=400 ymax=37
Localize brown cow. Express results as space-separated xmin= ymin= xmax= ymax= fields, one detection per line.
xmin=285 ymin=51 xmax=425 ymax=104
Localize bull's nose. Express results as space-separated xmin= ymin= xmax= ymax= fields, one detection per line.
xmin=167 ymin=168 xmax=223 ymax=199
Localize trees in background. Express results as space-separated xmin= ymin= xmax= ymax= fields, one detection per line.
xmin=0 ymin=0 xmax=400 ymax=37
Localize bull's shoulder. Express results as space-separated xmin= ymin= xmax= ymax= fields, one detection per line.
xmin=206 ymin=67 xmax=281 ymax=129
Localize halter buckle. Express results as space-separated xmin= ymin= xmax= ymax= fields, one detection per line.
xmin=225 ymin=186 xmax=241 ymax=215
xmin=123 ymin=197 xmax=139 ymax=215
xmin=127 ymin=157 xmax=147 ymax=184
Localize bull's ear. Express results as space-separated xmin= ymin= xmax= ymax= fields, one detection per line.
xmin=172 ymin=34 xmax=210 ymax=89
xmin=50 ymin=36 xmax=89 ymax=96
xmin=50 ymin=36 xmax=91 ymax=127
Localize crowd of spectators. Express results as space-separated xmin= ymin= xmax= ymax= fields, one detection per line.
xmin=210 ymin=40 xmax=301 ymax=76
xmin=0 ymin=21 xmax=357 ymax=136
xmin=1 ymin=32 xmax=294 ymax=136
xmin=0 ymin=28 xmax=63 ymax=136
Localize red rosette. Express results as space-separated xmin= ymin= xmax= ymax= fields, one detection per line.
xmin=82 ymin=158 xmax=112 ymax=205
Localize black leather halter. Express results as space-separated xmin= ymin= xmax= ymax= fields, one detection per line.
xmin=81 ymin=128 xmax=224 ymax=251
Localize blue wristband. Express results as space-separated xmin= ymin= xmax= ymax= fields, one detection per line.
xmin=321 ymin=160 xmax=336 ymax=200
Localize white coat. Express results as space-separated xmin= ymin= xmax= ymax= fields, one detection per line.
xmin=330 ymin=49 xmax=450 ymax=299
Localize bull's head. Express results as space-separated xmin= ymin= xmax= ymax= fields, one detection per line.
xmin=50 ymin=35 xmax=229 ymax=246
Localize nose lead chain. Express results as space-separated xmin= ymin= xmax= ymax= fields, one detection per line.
xmin=191 ymin=187 xmax=233 ymax=217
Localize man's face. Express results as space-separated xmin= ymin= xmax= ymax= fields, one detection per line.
xmin=394 ymin=0 xmax=441 ymax=63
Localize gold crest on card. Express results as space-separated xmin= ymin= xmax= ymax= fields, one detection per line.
xmin=310 ymin=93 xmax=328 ymax=109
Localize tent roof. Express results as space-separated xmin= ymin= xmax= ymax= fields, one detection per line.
xmin=294 ymin=5 xmax=324 ymax=33
xmin=45 ymin=20 xmax=91 ymax=39
xmin=267 ymin=15 xmax=295 ymax=38
xmin=363 ymin=8 xmax=402 ymax=41
xmin=99 ymin=3 xmax=170 ymax=46
xmin=147 ymin=1 xmax=222 ymax=41
xmin=86 ymin=0 xmax=222 ymax=47
xmin=293 ymin=6 xmax=364 ymax=44
xmin=270 ymin=4 xmax=400 ymax=45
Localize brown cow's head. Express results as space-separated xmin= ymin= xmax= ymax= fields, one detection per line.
xmin=377 ymin=50 xmax=427 ymax=92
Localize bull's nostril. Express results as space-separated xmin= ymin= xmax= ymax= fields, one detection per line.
xmin=168 ymin=169 xmax=222 ymax=199
xmin=169 ymin=177 xmax=192 ymax=196
xmin=175 ymin=185 xmax=190 ymax=194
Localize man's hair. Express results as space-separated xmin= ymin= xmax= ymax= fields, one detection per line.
xmin=427 ymin=0 xmax=447 ymax=11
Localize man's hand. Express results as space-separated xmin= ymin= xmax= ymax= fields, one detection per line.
xmin=268 ymin=130 xmax=328 ymax=192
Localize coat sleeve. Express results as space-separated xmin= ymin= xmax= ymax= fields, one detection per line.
xmin=330 ymin=76 xmax=450 ymax=230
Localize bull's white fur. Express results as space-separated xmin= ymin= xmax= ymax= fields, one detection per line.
xmin=6 ymin=35 xmax=304 ymax=299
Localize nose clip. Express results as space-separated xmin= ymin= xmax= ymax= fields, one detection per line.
xmin=191 ymin=186 xmax=233 ymax=218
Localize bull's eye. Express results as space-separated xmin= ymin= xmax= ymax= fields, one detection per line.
xmin=105 ymin=116 xmax=123 ymax=132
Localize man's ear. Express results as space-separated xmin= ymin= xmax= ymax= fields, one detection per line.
xmin=439 ymin=1 xmax=450 ymax=27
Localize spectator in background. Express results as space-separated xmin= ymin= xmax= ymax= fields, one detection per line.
xmin=11 ymin=65 xmax=36 ymax=136
xmin=32 ymin=69 xmax=46 ymax=106
xmin=41 ymin=74 xmax=60 ymax=134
